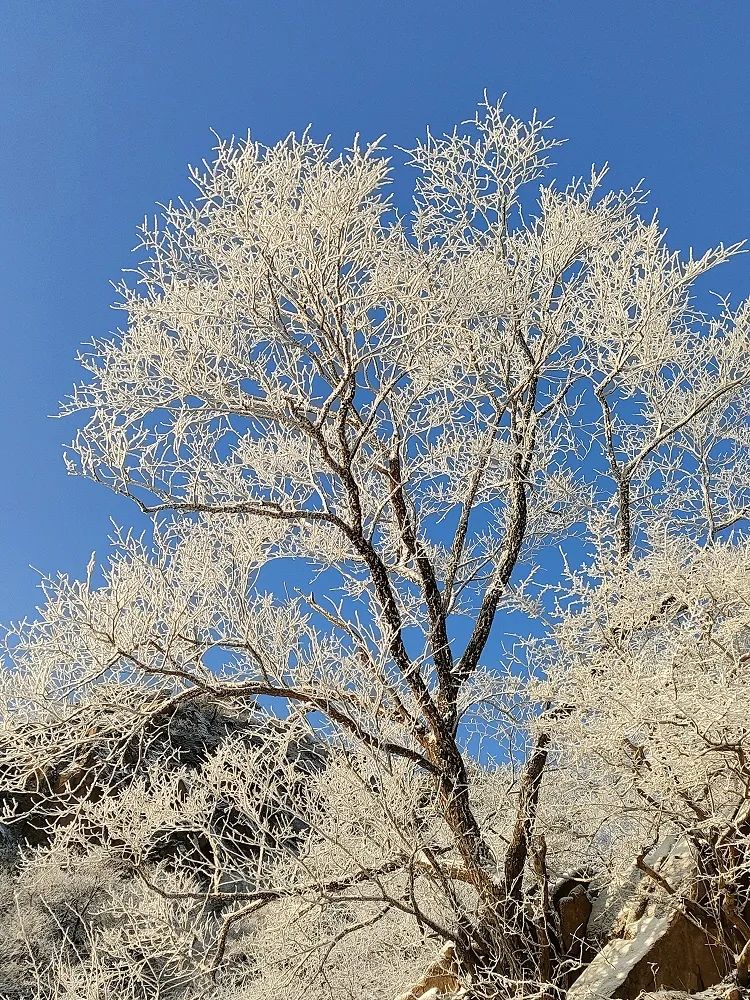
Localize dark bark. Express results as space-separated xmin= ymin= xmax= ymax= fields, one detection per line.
xmin=504 ymin=732 xmax=551 ymax=905
xmin=457 ymin=462 xmax=528 ymax=684
xmin=617 ymin=475 xmax=632 ymax=559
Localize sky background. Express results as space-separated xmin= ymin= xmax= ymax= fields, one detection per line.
xmin=1 ymin=0 xmax=749 ymax=623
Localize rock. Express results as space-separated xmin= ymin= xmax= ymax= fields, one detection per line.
xmin=568 ymin=910 xmax=676 ymax=1000
xmin=569 ymin=894 xmax=730 ymax=999
xmin=559 ymin=884 xmax=594 ymax=957
xmin=568 ymin=836 xmax=731 ymax=1000
xmin=395 ymin=942 xmax=462 ymax=1000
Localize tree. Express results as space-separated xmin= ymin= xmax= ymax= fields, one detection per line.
xmin=1 ymin=97 xmax=750 ymax=999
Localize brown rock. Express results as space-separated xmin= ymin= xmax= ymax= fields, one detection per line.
xmin=395 ymin=943 xmax=462 ymax=1000
xmin=559 ymin=885 xmax=594 ymax=957
xmin=614 ymin=910 xmax=730 ymax=998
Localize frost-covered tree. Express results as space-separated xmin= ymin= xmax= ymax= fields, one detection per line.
xmin=2 ymin=98 xmax=750 ymax=999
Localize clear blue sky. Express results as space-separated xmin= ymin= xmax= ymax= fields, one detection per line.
xmin=1 ymin=1 xmax=749 ymax=622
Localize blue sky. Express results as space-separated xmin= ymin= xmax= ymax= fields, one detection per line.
xmin=1 ymin=0 xmax=749 ymax=623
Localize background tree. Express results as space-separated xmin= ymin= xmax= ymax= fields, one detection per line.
xmin=1 ymin=98 xmax=750 ymax=999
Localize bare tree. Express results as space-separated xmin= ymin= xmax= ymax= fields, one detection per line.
xmin=2 ymin=97 xmax=750 ymax=999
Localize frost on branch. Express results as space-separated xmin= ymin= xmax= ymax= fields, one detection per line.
xmin=3 ymin=97 xmax=750 ymax=997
